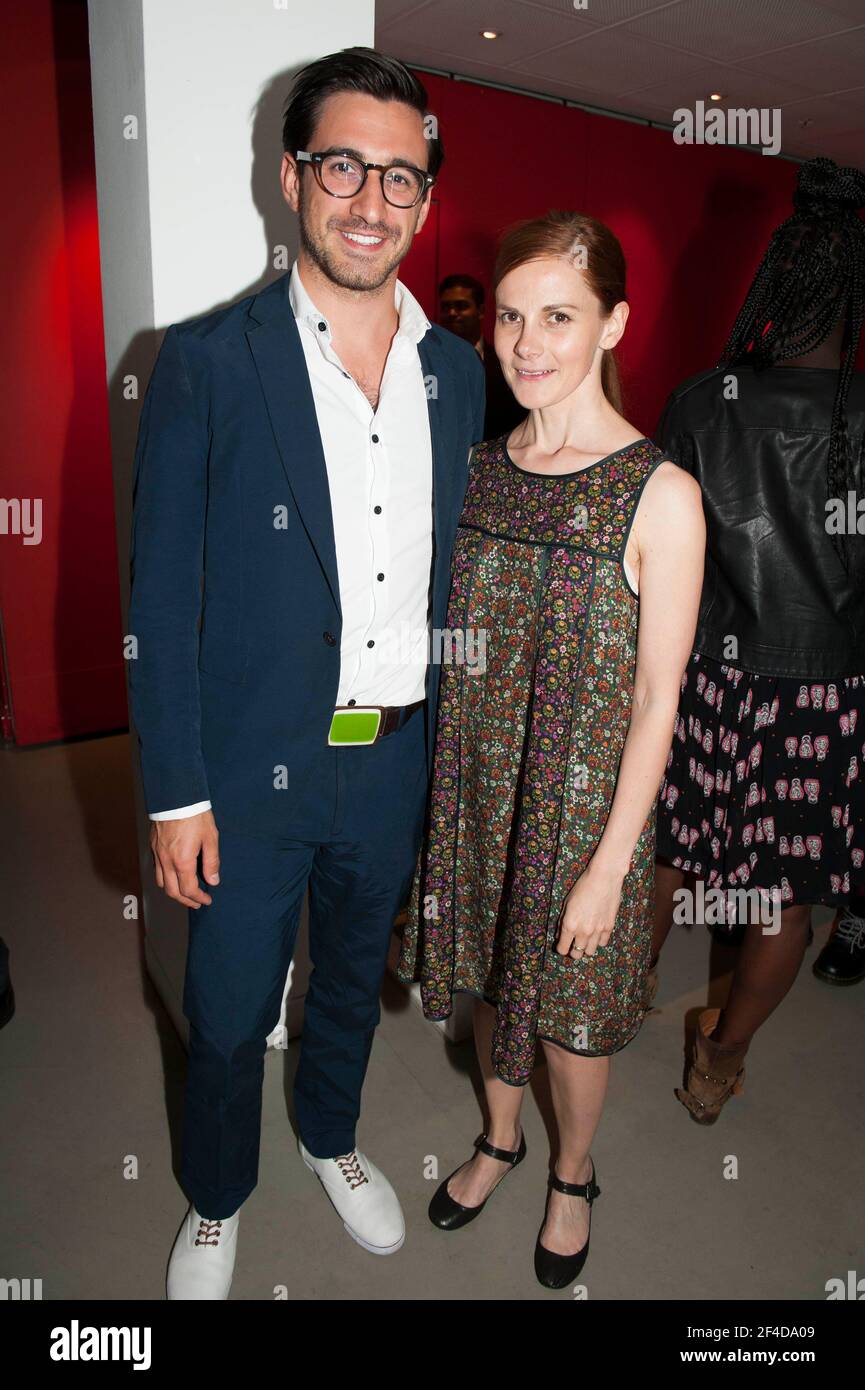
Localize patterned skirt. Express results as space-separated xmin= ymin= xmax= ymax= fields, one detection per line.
xmin=655 ymin=652 xmax=865 ymax=906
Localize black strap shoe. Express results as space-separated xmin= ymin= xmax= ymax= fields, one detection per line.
xmin=534 ymin=1159 xmax=601 ymax=1289
xmin=428 ymin=1130 xmax=527 ymax=1230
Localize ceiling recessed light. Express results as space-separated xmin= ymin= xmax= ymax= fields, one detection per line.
xmin=480 ymin=30 xmax=500 ymax=39
xmin=708 ymin=92 xmax=724 ymax=101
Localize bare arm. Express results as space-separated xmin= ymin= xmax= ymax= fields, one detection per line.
xmin=557 ymin=461 xmax=705 ymax=957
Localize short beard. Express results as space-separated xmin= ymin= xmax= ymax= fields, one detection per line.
xmin=297 ymin=184 xmax=408 ymax=292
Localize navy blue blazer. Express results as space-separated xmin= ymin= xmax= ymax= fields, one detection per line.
xmin=128 ymin=270 xmax=486 ymax=838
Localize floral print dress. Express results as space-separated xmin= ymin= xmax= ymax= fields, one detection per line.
xmin=396 ymin=434 xmax=668 ymax=1087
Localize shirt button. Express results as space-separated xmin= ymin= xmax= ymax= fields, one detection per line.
xmin=373 ymin=505 xmax=382 ymax=514
xmin=377 ymin=572 xmax=384 ymax=581
xmin=347 ymin=699 xmax=356 ymax=706
xmin=371 ymin=433 xmax=380 ymax=443
xmin=367 ymin=639 xmax=375 ymax=648
xmin=317 ymin=320 xmax=327 ymax=332
xmin=323 ymin=631 xmax=336 ymax=646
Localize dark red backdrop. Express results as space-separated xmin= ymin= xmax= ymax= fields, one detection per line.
xmin=1 ymin=0 xmax=122 ymax=748
xmin=400 ymin=72 xmax=810 ymax=432
xmin=1 ymin=16 xmax=860 ymax=745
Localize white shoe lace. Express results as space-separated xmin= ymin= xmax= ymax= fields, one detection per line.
xmin=836 ymin=910 xmax=865 ymax=952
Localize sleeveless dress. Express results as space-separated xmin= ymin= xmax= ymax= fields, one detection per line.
xmin=396 ymin=432 xmax=668 ymax=1087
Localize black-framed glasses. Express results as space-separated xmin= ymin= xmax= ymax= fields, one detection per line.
xmin=295 ymin=150 xmax=435 ymax=208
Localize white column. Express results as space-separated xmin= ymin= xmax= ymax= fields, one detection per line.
xmin=88 ymin=0 xmax=375 ymax=1046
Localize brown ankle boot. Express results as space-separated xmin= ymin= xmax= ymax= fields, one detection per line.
xmin=675 ymin=1008 xmax=748 ymax=1125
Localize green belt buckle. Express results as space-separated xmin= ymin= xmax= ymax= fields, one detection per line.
xmin=327 ymin=707 xmax=383 ymax=746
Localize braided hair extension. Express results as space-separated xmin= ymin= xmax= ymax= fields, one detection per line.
xmin=718 ymin=157 xmax=865 ymax=574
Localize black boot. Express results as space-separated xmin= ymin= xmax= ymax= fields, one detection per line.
xmin=0 ymin=937 xmax=13 ymax=1029
xmin=813 ymin=906 xmax=865 ymax=985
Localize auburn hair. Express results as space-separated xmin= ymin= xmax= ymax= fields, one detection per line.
xmin=493 ymin=210 xmax=627 ymax=413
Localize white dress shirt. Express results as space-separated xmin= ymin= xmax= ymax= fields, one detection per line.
xmin=150 ymin=261 xmax=434 ymax=820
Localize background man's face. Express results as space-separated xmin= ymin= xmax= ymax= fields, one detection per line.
xmin=440 ymin=285 xmax=482 ymax=343
xmin=283 ymin=91 xmax=432 ymax=293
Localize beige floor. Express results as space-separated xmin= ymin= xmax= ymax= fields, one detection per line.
xmin=1 ymin=732 xmax=862 ymax=1301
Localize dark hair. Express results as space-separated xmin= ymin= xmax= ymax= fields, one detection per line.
xmin=439 ymin=274 xmax=485 ymax=307
xmin=493 ymin=210 xmax=627 ymax=413
xmin=719 ymin=156 xmax=865 ymax=574
xmin=282 ymin=46 xmax=443 ymax=180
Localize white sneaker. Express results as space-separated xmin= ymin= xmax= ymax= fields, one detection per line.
xmin=299 ymin=1138 xmax=405 ymax=1255
xmin=166 ymin=1204 xmax=240 ymax=1300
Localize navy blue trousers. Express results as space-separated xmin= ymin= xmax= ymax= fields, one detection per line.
xmin=179 ymin=709 xmax=427 ymax=1219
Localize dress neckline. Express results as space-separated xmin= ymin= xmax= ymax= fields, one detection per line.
xmin=501 ymin=434 xmax=650 ymax=479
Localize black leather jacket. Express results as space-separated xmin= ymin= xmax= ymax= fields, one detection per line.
xmin=656 ymin=364 xmax=865 ymax=680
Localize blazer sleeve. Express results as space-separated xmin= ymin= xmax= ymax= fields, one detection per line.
xmin=127 ymin=324 xmax=211 ymax=815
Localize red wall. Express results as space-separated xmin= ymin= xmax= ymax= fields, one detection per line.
xmin=0 ymin=34 xmax=860 ymax=746
xmin=0 ymin=0 xmax=124 ymax=747
xmin=401 ymin=72 xmax=864 ymax=434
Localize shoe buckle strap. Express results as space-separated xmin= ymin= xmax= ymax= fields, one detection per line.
xmin=473 ymin=1131 xmax=522 ymax=1165
xmin=550 ymin=1171 xmax=601 ymax=1203
xmin=696 ymin=1065 xmax=743 ymax=1088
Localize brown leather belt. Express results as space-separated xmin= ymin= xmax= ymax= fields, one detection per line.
xmin=374 ymin=699 xmax=425 ymax=739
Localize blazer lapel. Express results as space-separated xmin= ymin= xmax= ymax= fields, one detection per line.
xmin=245 ymin=274 xmax=341 ymax=617
xmin=418 ymin=330 xmax=458 ymax=625
xmin=245 ymin=282 xmax=462 ymax=636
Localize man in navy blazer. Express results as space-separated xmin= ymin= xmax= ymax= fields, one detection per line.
xmin=128 ymin=48 xmax=484 ymax=1298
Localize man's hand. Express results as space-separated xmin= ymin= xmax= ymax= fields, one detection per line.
xmin=150 ymin=810 xmax=220 ymax=908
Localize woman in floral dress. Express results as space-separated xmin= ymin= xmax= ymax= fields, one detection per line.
xmin=397 ymin=211 xmax=705 ymax=1287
